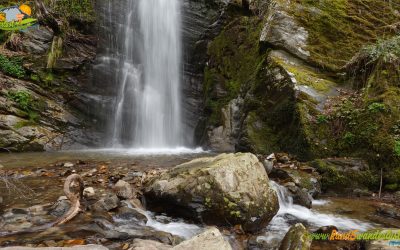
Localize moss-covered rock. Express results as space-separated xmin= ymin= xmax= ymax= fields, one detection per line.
xmin=279 ymin=223 xmax=311 ymax=250
xmin=310 ymin=158 xmax=379 ymax=194
xmin=144 ymin=153 xmax=279 ymax=232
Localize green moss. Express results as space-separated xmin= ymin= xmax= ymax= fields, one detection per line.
xmin=246 ymin=111 xmax=280 ymax=154
xmin=47 ymin=36 xmax=63 ymax=69
xmin=43 ymin=0 xmax=95 ymax=23
xmin=285 ymin=0 xmax=400 ymax=70
xmin=204 ymin=16 xmax=265 ymax=126
xmin=274 ymin=56 xmax=336 ymax=92
xmin=311 ymin=159 xmax=379 ymax=192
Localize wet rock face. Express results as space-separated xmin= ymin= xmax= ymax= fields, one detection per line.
xmin=260 ymin=10 xmax=310 ymax=60
xmin=145 ymin=153 xmax=279 ymax=232
xmin=279 ymin=223 xmax=311 ymax=250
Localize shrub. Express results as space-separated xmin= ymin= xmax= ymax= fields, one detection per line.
xmin=316 ymin=114 xmax=328 ymax=124
xmin=6 ymin=90 xmax=41 ymax=122
xmin=395 ymin=140 xmax=400 ymax=157
xmin=368 ymin=102 xmax=386 ymax=113
xmin=0 ymin=55 xmax=25 ymax=78
xmin=7 ymin=90 xmax=32 ymax=112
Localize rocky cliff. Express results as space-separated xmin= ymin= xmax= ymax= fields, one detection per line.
xmin=198 ymin=0 xmax=400 ymax=190
xmin=0 ymin=0 xmax=98 ymax=151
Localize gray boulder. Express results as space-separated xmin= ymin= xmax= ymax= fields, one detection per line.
xmin=131 ymin=227 xmax=232 ymax=250
xmin=145 ymin=153 xmax=279 ymax=232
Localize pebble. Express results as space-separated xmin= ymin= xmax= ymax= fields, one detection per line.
xmin=63 ymin=162 xmax=74 ymax=168
xmin=83 ymin=187 xmax=95 ymax=198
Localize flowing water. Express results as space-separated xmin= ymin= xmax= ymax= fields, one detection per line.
xmin=1 ymin=152 xmax=395 ymax=249
xmin=258 ymin=182 xmax=378 ymax=247
xmin=105 ymin=0 xmax=183 ymax=148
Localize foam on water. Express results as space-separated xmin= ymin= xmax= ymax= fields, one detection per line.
xmin=76 ymin=147 xmax=206 ymax=155
xmin=144 ymin=212 xmax=202 ymax=239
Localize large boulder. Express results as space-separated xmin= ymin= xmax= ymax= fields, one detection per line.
xmin=279 ymin=223 xmax=311 ymax=250
xmin=131 ymin=227 xmax=232 ymax=250
xmin=145 ymin=153 xmax=279 ymax=232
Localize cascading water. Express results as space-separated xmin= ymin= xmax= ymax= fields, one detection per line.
xmin=110 ymin=0 xmax=183 ymax=148
xmin=259 ymin=181 xmax=375 ymax=248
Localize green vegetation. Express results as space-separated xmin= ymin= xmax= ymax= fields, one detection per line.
xmin=44 ymin=0 xmax=95 ymax=22
xmin=204 ymin=16 xmax=265 ymax=126
xmin=310 ymin=159 xmax=379 ymax=192
xmin=316 ymin=115 xmax=328 ymax=124
xmin=6 ymin=90 xmax=44 ymax=122
xmin=285 ymin=0 xmax=400 ymax=70
xmin=0 ymin=55 xmax=25 ymax=78
xmin=395 ymin=140 xmax=400 ymax=157
xmin=362 ymin=36 xmax=400 ymax=63
xmin=367 ymin=102 xmax=386 ymax=113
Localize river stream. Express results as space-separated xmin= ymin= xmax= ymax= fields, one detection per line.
xmin=0 ymin=151 xmax=398 ymax=249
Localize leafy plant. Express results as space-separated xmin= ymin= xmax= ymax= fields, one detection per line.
xmin=316 ymin=114 xmax=328 ymax=124
xmin=368 ymin=102 xmax=386 ymax=113
xmin=0 ymin=55 xmax=25 ymax=78
xmin=395 ymin=140 xmax=400 ymax=157
xmin=343 ymin=132 xmax=356 ymax=145
xmin=6 ymin=90 xmax=41 ymax=122
xmin=7 ymin=90 xmax=33 ymax=112
xmin=363 ymin=36 xmax=400 ymax=64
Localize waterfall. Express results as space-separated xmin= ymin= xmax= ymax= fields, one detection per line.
xmin=109 ymin=0 xmax=183 ymax=148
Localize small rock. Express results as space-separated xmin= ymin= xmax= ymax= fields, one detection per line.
xmin=44 ymin=240 xmax=57 ymax=247
xmin=299 ymin=165 xmax=314 ymax=173
xmin=115 ymin=205 xmax=148 ymax=223
xmin=11 ymin=208 xmax=28 ymax=214
xmin=353 ymin=189 xmax=372 ymax=197
xmin=394 ymin=191 xmax=400 ymax=200
xmin=313 ymin=225 xmax=338 ymax=234
xmin=376 ymin=203 xmax=400 ymax=220
xmin=58 ymin=196 xmax=68 ymax=201
xmin=113 ymin=180 xmax=136 ymax=200
xmin=63 ymin=162 xmax=74 ymax=168
xmin=83 ymin=187 xmax=96 ymax=198
xmin=263 ymin=159 xmax=274 ymax=174
xmin=90 ymin=193 xmax=119 ymax=212
xmin=49 ymin=200 xmax=71 ymax=217
xmin=276 ymin=153 xmax=290 ymax=163
xmin=129 ymin=171 xmax=144 ymax=177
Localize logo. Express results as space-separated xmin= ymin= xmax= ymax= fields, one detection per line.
xmin=0 ymin=4 xmax=37 ymax=31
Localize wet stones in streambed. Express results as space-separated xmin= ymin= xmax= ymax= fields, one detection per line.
xmin=113 ymin=180 xmax=137 ymax=200
xmin=145 ymin=153 xmax=279 ymax=233
xmin=279 ymin=223 xmax=311 ymax=250
xmin=0 ymin=246 xmax=108 ymax=250
xmin=264 ymin=153 xmax=321 ymax=202
xmin=90 ymin=194 xmax=120 ymax=212
xmin=1 ymin=204 xmax=54 ymax=233
xmin=375 ymin=203 xmax=400 ymax=220
xmin=114 ymin=202 xmax=147 ymax=223
xmin=49 ymin=196 xmax=71 ymax=217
